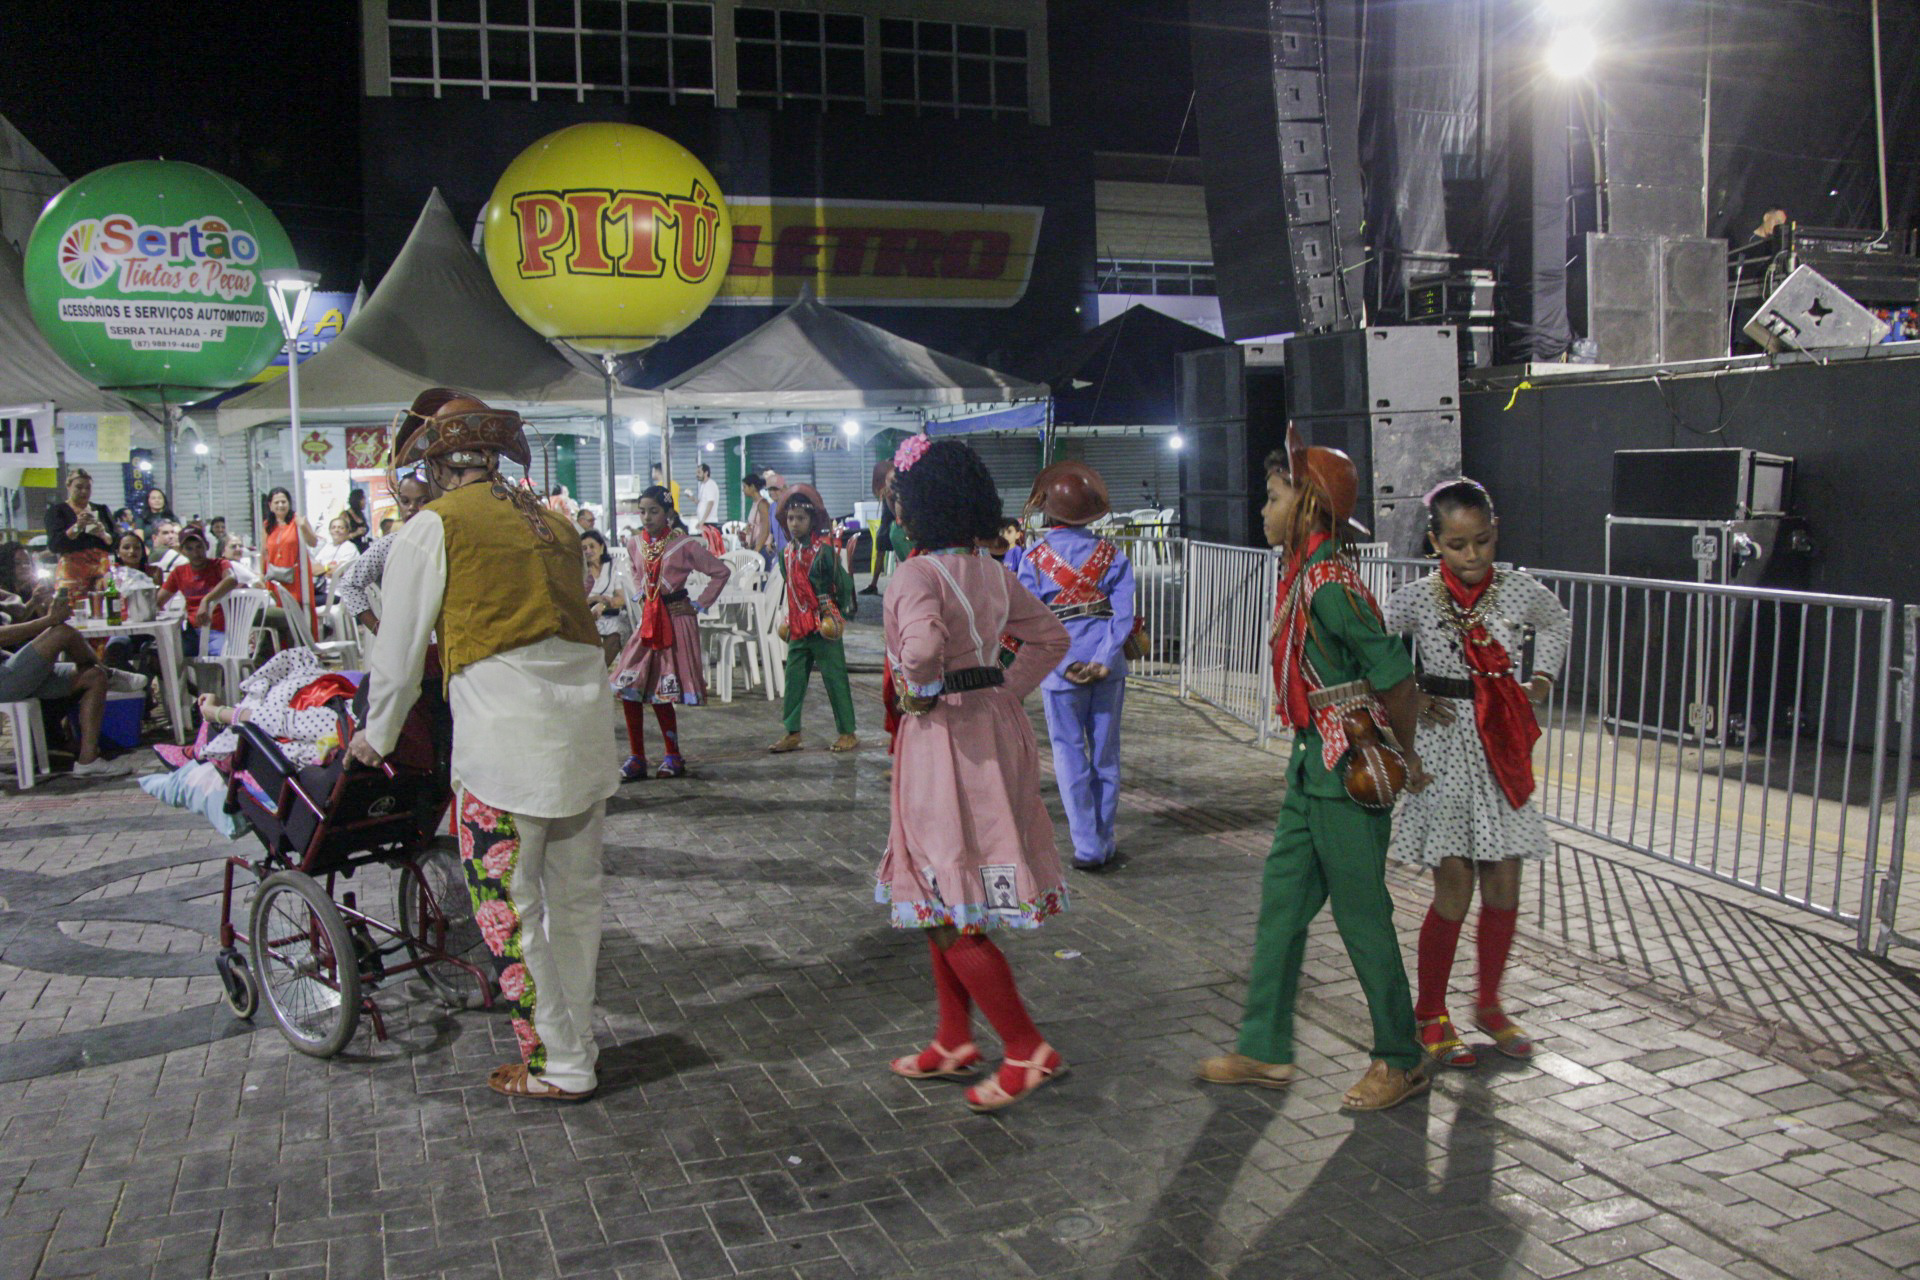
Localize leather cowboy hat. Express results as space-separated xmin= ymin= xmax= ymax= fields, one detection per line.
xmin=1026 ymin=460 xmax=1109 ymax=526
xmin=394 ymin=392 xmax=532 ymax=470
xmin=1287 ymin=422 xmax=1369 ymax=537
xmin=776 ymin=483 xmax=829 ymax=529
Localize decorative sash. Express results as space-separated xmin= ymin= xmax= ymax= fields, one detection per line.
xmin=785 ymin=536 xmax=826 ymax=639
xmin=1027 ymin=535 xmax=1116 ymax=609
xmin=1271 ymin=537 xmax=1390 ymax=771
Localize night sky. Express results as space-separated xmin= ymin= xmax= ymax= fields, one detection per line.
xmin=6 ymin=1 xmax=1195 ymax=294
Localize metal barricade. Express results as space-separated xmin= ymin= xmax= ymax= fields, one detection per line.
xmin=1108 ymin=535 xmax=1184 ymax=686
xmin=1173 ymin=545 xmax=1904 ymax=948
xmin=1880 ymin=606 xmax=1920 ymax=956
xmin=1178 ymin=541 xmax=1280 ymax=741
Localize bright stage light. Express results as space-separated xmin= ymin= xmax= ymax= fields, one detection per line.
xmin=787 ymin=436 xmax=804 ymax=452
xmin=1545 ymin=25 xmax=1597 ymax=78
xmin=137 ymin=459 xmax=153 ymax=472
xmin=628 ymin=419 xmax=650 ymax=436
xmin=1541 ymin=0 xmax=1600 ymax=18
xmin=840 ymin=418 xmax=860 ymax=437
xmin=193 ymin=442 xmax=209 ymax=456
xmin=703 ymin=441 xmax=715 ymax=452
xmin=1168 ymin=432 xmax=1185 ymax=451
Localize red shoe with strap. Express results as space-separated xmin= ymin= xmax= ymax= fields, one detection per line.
xmin=1473 ymin=1007 xmax=1534 ymax=1059
xmin=1419 ymin=1014 xmax=1478 ymax=1070
xmin=965 ymin=1044 xmax=1067 ymax=1113
xmin=889 ymin=1041 xmax=982 ymax=1080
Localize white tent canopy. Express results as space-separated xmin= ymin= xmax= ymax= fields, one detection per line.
xmin=0 ymin=239 xmax=160 ymax=435
xmin=662 ymin=295 xmax=1047 ymax=438
xmin=215 ymin=189 xmax=658 ymax=434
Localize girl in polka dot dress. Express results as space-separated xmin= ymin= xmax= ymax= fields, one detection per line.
xmin=1385 ymin=479 xmax=1570 ymax=1071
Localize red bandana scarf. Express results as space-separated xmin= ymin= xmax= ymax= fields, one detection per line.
xmin=785 ymin=535 xmax=827 ymax=639
xmin=1440 ymin=563 xmax=1539 ymax=808
xmin=1271 ymin=532 xmax=1333 ymax=731
xmin=636 ymin=529 xmax=678 ymax=650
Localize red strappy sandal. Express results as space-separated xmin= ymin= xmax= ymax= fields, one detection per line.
xmin=965 ymin=1044 xmax=1067 ymax=1113
xmin=889 ymin=1041 xmax=983 ymax=1081
xmin=1419 ymin=1014 xmax=1479 ymax=1070
xmin=1473 ymin=1008 xmax=1535 ymax=1060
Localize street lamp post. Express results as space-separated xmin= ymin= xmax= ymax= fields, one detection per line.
xmin=263 ymin=268 xmax=320 ymax=626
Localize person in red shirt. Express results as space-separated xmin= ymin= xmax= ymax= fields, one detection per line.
xmin=157 ymin=526 xmax=239 ymax=657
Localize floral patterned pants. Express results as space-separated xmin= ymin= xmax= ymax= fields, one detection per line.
xmin=457 ymin=789 xmax=607 ymax=1092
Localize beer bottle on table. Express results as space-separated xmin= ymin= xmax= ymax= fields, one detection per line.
xmin=103 ymin=574 xmax=121 ymax=624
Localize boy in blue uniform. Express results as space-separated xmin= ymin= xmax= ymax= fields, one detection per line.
xmin=1016 ymin=462 xmax=1134 ymax=872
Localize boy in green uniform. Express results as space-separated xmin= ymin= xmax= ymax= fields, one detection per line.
xmin=1198 ymin=427 xmax=1432 ymax=1111
xmin=770 ymin=484 xmax=859 ymax=753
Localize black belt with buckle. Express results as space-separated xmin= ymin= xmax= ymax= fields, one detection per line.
xmin=1419 ymin=674 xmax=1476 ymax=700
xmin=944 ymin=666 xmax=1006 ymax=693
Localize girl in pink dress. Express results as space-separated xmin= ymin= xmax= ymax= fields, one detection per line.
xmin=608 ymin=486 xmax=731 ymax=780
xmin=878 ymin=435 xmax=1073 ymax=1114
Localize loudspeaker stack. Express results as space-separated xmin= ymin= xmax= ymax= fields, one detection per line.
xmin=1282 ymin=326 xmax=1462 ymax=556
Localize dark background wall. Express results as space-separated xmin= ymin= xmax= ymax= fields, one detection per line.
xmin=1460 ymin=352 xmax=1920 ymax=606
xmin=360 ymin=98 xmax=1097 ymax=382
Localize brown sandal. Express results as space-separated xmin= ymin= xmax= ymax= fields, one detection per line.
xmin=889 ymin=1041 xmax=983 ymax=1080
xmin=487 ymin=1062 xmax=596 ymax=1103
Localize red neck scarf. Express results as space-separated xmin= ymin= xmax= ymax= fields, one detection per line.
xmin=786 ymin=535 xmax=827 ymax=638
xmin=1440 ymin=563 xmax=1539 ymax=808
xmin=1271 ymin=532 xmax=1333 ymax=730
xmin=635 ymin=529 xmax=678 ymax=650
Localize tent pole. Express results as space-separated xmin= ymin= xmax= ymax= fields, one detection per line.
xmin=162 ymin=390 xmax=177 ymax=499
xmin=600 ymin=354 xmax=619 ymax=521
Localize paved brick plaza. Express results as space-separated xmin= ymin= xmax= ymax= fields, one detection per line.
xmin=3 ymin=646 xmax=1920 ymax=1280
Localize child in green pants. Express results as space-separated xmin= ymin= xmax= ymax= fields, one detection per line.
xmin=1197 ymin=426 xmax=1431 ymax=1113
xmin=770 ymin=484 xmax=858 ymax=754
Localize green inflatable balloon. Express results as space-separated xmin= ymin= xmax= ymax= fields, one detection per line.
xmin=24 ymin=160 xmax=298 ymax=406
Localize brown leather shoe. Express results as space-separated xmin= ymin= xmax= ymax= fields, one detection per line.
xmin=830 ymin=733 xmax=859 ymax=753
xmin=1196 ymin=1053 xmax=1295 ymax=1090
xmin=769 ymin=732 xmax=803 ymax=753
xmin=1341 ymin=1060 xmax=1429 ymax=1112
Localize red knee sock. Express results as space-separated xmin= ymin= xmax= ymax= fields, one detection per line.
xmin=653 ymin=703 xmax=680 ymax=757
xmin=621 ymin=700 xmax=648 ymax=758
xmin=942 ymin=935 xmax=1046 ymax=1089
xmin=927 ymin=935 xmax=972 ymax=1052
xmin=1477 ymin=905 xmax=1519 ymax=1019
xmin=1415 ymin=907 xmax=1465 ymax=1032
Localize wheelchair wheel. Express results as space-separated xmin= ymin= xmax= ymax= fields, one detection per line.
xmin=397 ymin=837 xmax=493 ymax=1010
xmin=216 ymin=949 xmax=258 ymax=1019
xmin=249 ymin=870 xmax=361 ymax=1057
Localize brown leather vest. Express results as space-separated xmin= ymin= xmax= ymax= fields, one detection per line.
xmin=432 ymin=481 xmax=598 ymax=680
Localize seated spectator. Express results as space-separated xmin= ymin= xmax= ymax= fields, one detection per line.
xmin=580 ymin=529 xmax=630 ymax=663
xmin=106 ymin=532 xmax=164 ymax=670
xmin=221 ymin=538 xmax=263 ymax=585
xmin=0 ymin=541 xmax=52 ymax=624
xmin=156 ymin=526 xmax=240 ymax=658
xmin=150 ymin=521 xmax=186 ymax=576
xmin=0 ymin=594 xmax=145 ymax=778
xmin=208 ymin=515 xmax=229 ymax=548
xmin=193 ymin=647 xmax=359 ymax=769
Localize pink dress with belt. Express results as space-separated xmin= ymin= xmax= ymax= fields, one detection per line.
xmin=609 ymin=531 xmax=731 ymax=704
xmin=877 ymin=550 xmax=1072 ymax=932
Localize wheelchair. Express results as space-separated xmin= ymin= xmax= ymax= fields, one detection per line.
xmin=212 ymin=687 xmax=493 ymax=1056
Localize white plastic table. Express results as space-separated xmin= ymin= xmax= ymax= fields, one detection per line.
xmin=71 ymin=618 xmax=189 ymax=744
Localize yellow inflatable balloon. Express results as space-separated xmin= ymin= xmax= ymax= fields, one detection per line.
xmin=482 ymin=123 xmax=731 ymax=354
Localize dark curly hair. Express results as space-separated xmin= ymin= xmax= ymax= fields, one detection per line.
xmin=889 ymin=439 xmax=1002 ymax=552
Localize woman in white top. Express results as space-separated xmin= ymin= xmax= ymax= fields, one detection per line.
xmin=580 ymin=529 xmax=630 ymax=663
xmin=312 ymin=515 xmax=362 ymax=603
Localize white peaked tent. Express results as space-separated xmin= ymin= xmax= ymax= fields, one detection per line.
xmin=0 ymin=239 xmax=159 ymax=435
xmin=215 ymin=189 xmax=658 ymax=433
xmin=662 ymin=294 xmax=1047 ymax=434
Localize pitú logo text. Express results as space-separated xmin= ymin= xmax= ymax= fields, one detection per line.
xmin=510 ymin=181 xmax=723 ymax=284
xmin=57 ymin=214 xmax=262 ymax=300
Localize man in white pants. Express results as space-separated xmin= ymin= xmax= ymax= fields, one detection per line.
xmin=350 ymin=392 xmax=617 ymax=1102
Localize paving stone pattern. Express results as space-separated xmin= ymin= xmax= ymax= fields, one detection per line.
xmin=2 ymin=639 xmax=1920 ymax=1278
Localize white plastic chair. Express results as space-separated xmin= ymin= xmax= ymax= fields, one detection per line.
xmin=2 ymin=700 xmax=49 ymax=789
xmin=191 ymin=587 xmax=273 ymax=704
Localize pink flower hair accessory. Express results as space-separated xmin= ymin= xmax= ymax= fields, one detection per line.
xmin=893 ymin=434 xmax=932 ymax=473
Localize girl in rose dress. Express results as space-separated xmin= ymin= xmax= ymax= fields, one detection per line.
xmin=878 ymin=435 xmax=1073 ymax=1113
xmin=608 ymin=486 xmax=730 ymax=780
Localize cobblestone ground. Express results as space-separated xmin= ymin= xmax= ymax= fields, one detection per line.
xmin=3 ymin=636 xmax=1920 ymax=1279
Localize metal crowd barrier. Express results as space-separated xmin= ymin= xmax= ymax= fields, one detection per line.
xmin=1881 ymin=606 xmax=1920 ymax=955
xmin=1158 ymin=544 xmax=1909 ymax=952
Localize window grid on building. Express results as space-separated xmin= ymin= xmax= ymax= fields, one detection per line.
xmin=877 ymin=18 xmax=1028 ymax=121
xmin=386 ymin=0 xmax=716 ymax=104
xmin=734 ymin=8 xmax=867 ymax=113
xmin=1097 ymin=258 xmax=1217 ymax=297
